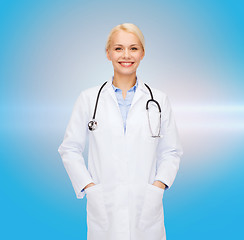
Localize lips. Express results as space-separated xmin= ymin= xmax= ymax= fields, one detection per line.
xmin=119 ymin=62 xmax=134 ymax=67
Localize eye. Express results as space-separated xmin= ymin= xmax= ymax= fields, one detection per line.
xmin=115 ymin=47 xmax=122 ymax=51
xmin=131 ymin=47 xmax=138 ymax=51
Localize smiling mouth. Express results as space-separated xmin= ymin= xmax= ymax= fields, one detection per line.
xmin=119 ymin=62 xmax=134 ymax=67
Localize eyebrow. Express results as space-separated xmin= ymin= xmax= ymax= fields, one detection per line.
xmin=113 ymin=44 xmax=140 ymax=47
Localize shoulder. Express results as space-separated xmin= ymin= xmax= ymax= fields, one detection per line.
xmin=80 ymin=85 xmax=101 ymax=98
xmin=143 ymin=83 xmax=174 ymax=115
xmin=71 ymin=84 xmax=104 ymax=117
xmin=75 ymin=84 xmax=103 ymax=103
xmin=145 ymin=83 xmax=169 ymax=103
xmin=144 ymin=84 xmax=175 ymax=119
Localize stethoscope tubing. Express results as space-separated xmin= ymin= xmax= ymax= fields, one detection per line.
xmin=92 ymin=81 xmax=108 ymax=120
xmin=88 ymin=81 xmax=162 ymax=137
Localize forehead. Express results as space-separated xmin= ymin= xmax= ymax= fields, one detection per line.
xmin=111 ymin=30 xmax=141 ymax=45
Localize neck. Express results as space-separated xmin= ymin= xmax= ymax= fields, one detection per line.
xmin=112 ymin=73 xmax=137 ymax=91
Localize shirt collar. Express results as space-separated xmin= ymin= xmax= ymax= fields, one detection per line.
xmin=112 ymin=76 xmax=138 ymax=92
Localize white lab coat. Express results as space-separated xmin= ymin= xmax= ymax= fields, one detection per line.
xmin=58 ymin=76 xmax=183 ymax=240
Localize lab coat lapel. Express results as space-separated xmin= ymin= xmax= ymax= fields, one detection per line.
xmin=130 ymin=77 xmax=149 ymax=110
xmin=102 ymin=77 xmax=119 ymax=106
xmin=108 ymin=87 xmax=119 ymax=106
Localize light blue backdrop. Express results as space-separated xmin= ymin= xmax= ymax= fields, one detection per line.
xmin=1 ymin=0 xmax=243 ymax=239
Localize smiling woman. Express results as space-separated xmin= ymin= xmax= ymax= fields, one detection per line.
xmin=106 ymin=25 xmax=145 ymax=96
xmin=58 ymin=23 xmax=183 ymax=240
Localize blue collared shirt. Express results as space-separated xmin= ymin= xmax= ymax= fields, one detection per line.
xmin=112 ymin=76 xmax=138 ymax=133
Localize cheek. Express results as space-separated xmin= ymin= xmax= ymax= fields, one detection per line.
xmin=134 ymin=52 xmax=144 ymax=62
xmin=134 ymin=56 xmax=142 ymax=63
xmin=110 ymin=52 xmax=120 ymax=61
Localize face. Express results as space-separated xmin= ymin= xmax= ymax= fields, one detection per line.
xmin=106 ymin=30 xmax=145 ymax=77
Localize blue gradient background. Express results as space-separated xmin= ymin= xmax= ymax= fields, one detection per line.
xmin=1 ymin=0 xmax=243 ymax=239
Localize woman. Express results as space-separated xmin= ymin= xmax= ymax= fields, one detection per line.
xmin=58 ymin=23 xmax=183 ymax=240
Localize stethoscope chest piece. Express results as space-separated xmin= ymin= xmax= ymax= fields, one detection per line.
xmin=88 ymin=119 xmax=97 ymax=131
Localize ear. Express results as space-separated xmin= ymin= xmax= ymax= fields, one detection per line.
xmin=140 ymin=51 xmax=145 ymax=60
xmin=106 ymin=49 xmax=111 ymax=61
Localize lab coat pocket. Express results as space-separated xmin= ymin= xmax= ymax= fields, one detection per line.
xmin=85 ymin=184 xmax=109 ymax=231
xmin=138 ymin=183 xmax=164 ymax=231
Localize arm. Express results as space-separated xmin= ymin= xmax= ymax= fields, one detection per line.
xmin=58 ymin=92 xmax=94 ymax=199
xmin=153 ymin=180 xmax=167 ymax=190
xmin=154 ymin=95 xmax=183 ymax=189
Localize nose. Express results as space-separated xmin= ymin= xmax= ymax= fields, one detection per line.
xmin=123 ymin=48 xmax=130 ymax=58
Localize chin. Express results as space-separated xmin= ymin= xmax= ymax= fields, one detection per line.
xmin=116 ymin=68 xmax=137 ymax=75
xmin=117 ymin=72 xmax=136 ymax=77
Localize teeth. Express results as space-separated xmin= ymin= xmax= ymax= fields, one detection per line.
xmin=120 ymin=62 xmax=133 ymax=66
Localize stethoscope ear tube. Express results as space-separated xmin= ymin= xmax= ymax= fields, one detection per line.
xmin=146 ymin=103 xmax=162 ymax=138
xmin=144 ymin=84 xmax=161 ymax=138
xmin=146 ymin=99 xmax=161 ymax=112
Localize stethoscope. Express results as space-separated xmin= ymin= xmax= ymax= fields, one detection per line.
xmin=88 ymin=81 xmax=162 ymax=138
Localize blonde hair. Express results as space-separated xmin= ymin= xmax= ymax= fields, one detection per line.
xmin=105 ymin=23 xmax=145 ymax=52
